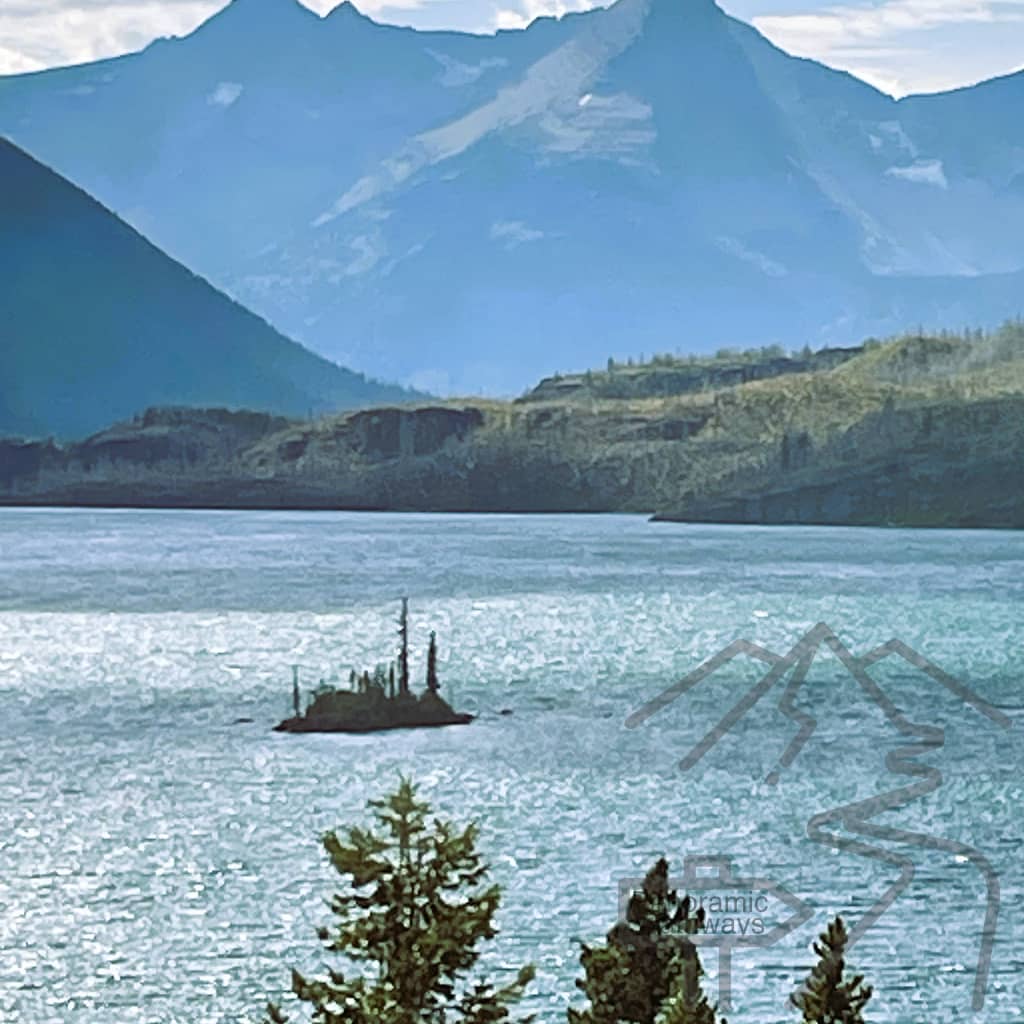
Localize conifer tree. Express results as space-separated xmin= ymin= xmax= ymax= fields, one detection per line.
xmin=426 ymin=631 xmax=439 ymax=693
xmin=261 ymin=778 xmax=534 ymax=1024
xmin=791 ymin=917 xmax=872 ymax=1024
xmin=655 ymin=952 xmax=722 ymax=1024
xmin=569 ymin=858 xmax=712 ymax=1024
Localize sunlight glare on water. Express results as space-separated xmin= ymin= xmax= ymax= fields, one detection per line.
xmin=0 ymin=509 xmax=1021 ymax=1023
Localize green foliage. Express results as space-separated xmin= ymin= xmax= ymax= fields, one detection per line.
xmin=263 ymin=778 xmax=534 ymax=1024
xmin=655 ymin=956 xmax=721 ymax=1024
xmin=790 ymin=917 xmax=872 ymax=1024
xmin=568 ymin=858 xmax=720 ymax=1024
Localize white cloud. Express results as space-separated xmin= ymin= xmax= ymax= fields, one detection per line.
xmin=494 ymin=0 xmax=608 ymax=31
xmin=747 ymin=0 xmax=1024 ymax=95
xmin=0 ymin=0 xmax=219 ymax=74
xmin=207 ymin=81 xmax=243 ymax=107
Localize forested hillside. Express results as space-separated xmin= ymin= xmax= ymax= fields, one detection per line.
xmin=0 ymin=138 xmax=413 ymax=439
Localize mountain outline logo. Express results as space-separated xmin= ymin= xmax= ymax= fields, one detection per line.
xmin=626 ymin=623 xmax=1012 ymax=1010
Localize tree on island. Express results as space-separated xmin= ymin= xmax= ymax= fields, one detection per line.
xmin=397 ymin=597 xmax=410 ymax=695
xmin=260 ymin=778 xmax=534 ymax=1024
xmin=568 ymin=858 xmax=723 ymax=1024
xmin=426 ymin=631 xmax=439 ymax=693
xmin=790 ymin=917 xmax=872 ymax=1024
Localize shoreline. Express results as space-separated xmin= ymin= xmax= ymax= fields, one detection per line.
xmin=0 ymin=497 xmax=1021 ymax=530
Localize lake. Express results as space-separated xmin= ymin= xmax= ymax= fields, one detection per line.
xmin=0 ymin=509 xmax=1021 ymax=1023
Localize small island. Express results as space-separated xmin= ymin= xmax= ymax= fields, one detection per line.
xmin=274 ymin=599 xmax=474 ymax=734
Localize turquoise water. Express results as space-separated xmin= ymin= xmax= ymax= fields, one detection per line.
xmin=0 ymin=509 xmax=1021 ymax=1023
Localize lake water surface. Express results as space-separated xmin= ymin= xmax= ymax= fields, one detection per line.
xmin=0 ymin=510 xmax=1021 ymax=1023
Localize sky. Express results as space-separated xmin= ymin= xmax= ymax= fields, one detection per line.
xmin=1 ymin=0 xmax=1023 ymax=96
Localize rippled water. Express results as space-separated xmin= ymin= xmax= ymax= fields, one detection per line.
xmin=0 ymin=509 xmax=1021 ymax=1023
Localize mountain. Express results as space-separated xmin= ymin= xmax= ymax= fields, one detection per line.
xmin=2 ymin=0 xmax=1023 ymax=394
xmin=0 ymin=137 xmax=412 ymax=439
xmin=3 ymin=329 xmax=1023 ymax=526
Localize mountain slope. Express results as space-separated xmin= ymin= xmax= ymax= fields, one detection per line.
xmin=0 ymin=137 xmax=412 ymax=439
xmin=2 ymin=0 xmax=1023 ymax=393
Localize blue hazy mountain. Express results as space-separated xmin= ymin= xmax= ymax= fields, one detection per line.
xmin=0 ymin=137 xmax=412 ymax=439
xmin=1 ymin=0 xmax=1023 ymax=393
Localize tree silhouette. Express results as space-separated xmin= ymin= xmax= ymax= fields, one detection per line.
xmin=569 ymin=858 xmax=715 ymax=1024
xmin=791 ymin=917 xmax=872 ymax=1024
xmin=426 ymin=631 xmax=440 ymax=693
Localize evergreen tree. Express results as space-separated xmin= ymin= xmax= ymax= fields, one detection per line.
xmin=261 ymin=778 xmax=534 ymax=1024
xmin=569 ymin=858 xmax=712 ymax=1024
xmin=426 ymin=631 xmax=439 ymax=693
xmin=398 ymin=598 xmax=410 ymax=695
xmin=790 ymin=917 xmax=872 ymax=1024
xmin=655 ymin=952 xmax=722 ymax=1024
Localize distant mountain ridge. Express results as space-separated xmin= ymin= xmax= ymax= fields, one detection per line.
xmin=1 ymin=0 xmax=1023 ymax=393
xmin=0 ymin=138 xmax=413 ymax=439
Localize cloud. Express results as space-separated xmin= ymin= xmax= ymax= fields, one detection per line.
xmin=495 ymin=0 xmax=609 ymax=30
xmin=0 ymin=0 xmax=222 ymax=74
xmin=748 ymin=0 xmax=1024 ymax=95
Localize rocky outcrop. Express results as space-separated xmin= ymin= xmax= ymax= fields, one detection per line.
xmin=74 ymin=408 xmax=291 ymax=469
xmin=345 ymin=406 xmax=484 ymax=461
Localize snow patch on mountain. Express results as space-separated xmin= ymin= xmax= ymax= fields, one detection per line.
xmin=208 ymin=82 xmax=243 ymax=108
xmin=877 ymin=119 xmax=918 ymax=157
xmin=885 ymin=159 xmax=948 ymax=189
xmin=716 ymin=236 xmax=788 ymax=278
xmin=428 ymin=49 xmax=508 ymax=87
xmin=539 ymin=91 xmax=654 ymax=160
xmin=491 ymin=220 xmax=546 ymax=248
xmin=312 ymin=0 xmax=651 ymax=227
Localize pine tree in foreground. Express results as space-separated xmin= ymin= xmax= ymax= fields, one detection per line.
xmin=655 ymin=951 xmax=724 ymax=1024
xmin=791 ymin=917 xmax=872 ymax=1024
xmin=261 ymin=778 xmax=534 ymax=1024
xmin=569 ymin=858 xmax=721 ymax=1024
